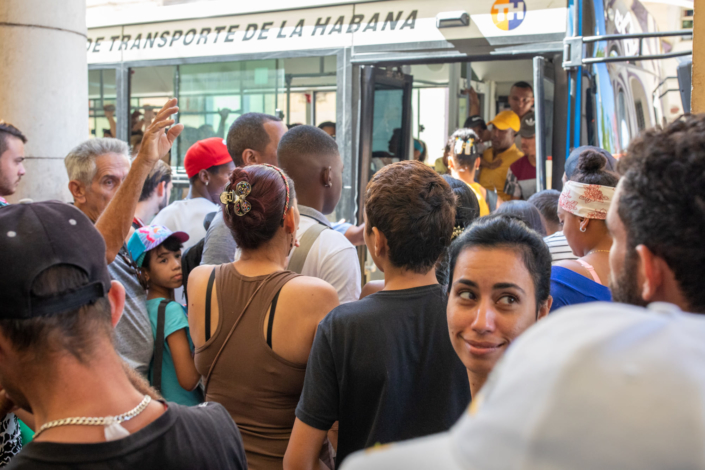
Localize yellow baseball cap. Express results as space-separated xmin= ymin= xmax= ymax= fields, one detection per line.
xmin=489 ymin=110 xmax=521 ymax=132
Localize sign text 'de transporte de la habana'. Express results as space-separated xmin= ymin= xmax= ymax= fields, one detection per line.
xmin=86 ymin=0 xmax=568 ymax=63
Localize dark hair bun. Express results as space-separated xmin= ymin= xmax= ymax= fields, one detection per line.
xmin=577 ymin=149 xmax=607 ymax=174
xmin=222 ymin=165 xmax=296 ymax=250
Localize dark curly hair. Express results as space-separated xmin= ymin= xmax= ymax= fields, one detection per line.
xmin=447 ymin=215 xmax=552 ymax=309
xmin=223 ymin=165 xmax=296 ymax=250
xmin=365 ymin=160 xmax=456 ymax=274
xmin=617 ymin=114 xmax=705 ymax=313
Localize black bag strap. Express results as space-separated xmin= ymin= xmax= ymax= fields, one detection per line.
xmin=204 ymin=272 xmax=278 ymax=394
xmin=205 ymin=268 xmax=216 ymax=342
xmin=153 ymin=299 xmax=170 ymax=394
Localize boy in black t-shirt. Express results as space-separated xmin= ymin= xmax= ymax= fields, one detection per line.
xmin=285 ymin=161 xmax=471 ymax=469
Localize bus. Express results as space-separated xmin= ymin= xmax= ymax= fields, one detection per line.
xmin=86 ymin=0 xmax=691 ymax=277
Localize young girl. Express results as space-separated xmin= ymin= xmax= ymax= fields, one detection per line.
xmin=128 ymin=225 xmax=203 ymax=406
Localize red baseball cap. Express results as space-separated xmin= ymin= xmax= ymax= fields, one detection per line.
xmin=184 ymin=137 xmax=232 ymax=178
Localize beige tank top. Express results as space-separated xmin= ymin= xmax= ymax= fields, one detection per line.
xmin=194 ymin=263 xmax=304 ymax=470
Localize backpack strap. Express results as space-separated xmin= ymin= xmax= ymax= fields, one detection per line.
xmin=153 ymin=299 xmax=170 ymax=394
xmin=205 ymin=268 xmax=216 ymax=342
xmin=287 ymin=223 xmax=328 ymax=274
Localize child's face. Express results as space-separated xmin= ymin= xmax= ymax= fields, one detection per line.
xmin=145 ymin=245 xmax=183 ymax=289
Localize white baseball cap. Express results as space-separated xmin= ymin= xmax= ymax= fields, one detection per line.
xmin=341 ymin=302 xmax=705 ymax=470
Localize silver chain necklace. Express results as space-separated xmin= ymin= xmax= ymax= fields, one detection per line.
xmin=33 ymin=395 xmax=152 ymax=439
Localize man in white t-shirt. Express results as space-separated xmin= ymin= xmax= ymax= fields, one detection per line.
xmin=152 ymin=137 xmax=234 ymax=251
xmin=279 ymin=125 xmax=361 ymax=303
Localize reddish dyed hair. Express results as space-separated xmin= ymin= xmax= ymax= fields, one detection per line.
xmin=223 ymin=165 xmax=296 ymax=250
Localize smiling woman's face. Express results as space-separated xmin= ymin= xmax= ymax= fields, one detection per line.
xmin=447 ymin=246 xmax=544 ymax=378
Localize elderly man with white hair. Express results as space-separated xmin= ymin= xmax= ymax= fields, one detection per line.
xmin=64 ymin=99 xmax=182 ymax=376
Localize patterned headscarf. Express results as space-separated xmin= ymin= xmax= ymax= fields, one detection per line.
xmin=559 ymin=181 xmax=615 ymax=220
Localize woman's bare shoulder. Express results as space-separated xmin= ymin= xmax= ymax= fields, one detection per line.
xmin=281 ymin=275 xmax=339 ymax=319
xmin=285 ymin=275 xmax=338 ymax=299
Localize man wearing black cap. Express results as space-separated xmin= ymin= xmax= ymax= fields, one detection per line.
xmin=462 ymin=115 xmax=490 ymax=152
xmin=504 ymin=111 xmax=537 ymax=200
xmin=0 ymin=202 xmax=246 ymax=470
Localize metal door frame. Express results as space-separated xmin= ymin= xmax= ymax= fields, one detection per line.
xmin=356 ymin=65 xmax=414 ymax=224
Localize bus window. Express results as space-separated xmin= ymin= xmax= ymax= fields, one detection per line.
xmin=410 ymin=63 xmax=450 ymax=165
xmin=130 ymin=65 xmax=176 ymax=157
xmin=128 ymin=57 xmax=337 ymax=169
xmin=630 ymin=77 xmax=651 ymax=132
xmin=370 ymin=86 xmax=405 ymax=176
xmin=635 ymin=100 xmax=646 ymax=132
xmin=616 ymin=88 xmax=631 ymax=151
xmin=88 ymin=69 xmax=117 ymax=139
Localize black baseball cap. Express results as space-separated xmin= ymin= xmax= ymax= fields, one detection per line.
xmin=463 ymin=115 xmax=487 ymax=130
xmin=519 ymin=112 xmax=536 ymax=138
xmin=0 ymin=201 xmax=112 ymax=320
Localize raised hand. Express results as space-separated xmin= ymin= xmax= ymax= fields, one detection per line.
xmin=103 ymin=104 xmax=115 ymax=120
xmin=136 ymin=98 xmax=184 ymax=166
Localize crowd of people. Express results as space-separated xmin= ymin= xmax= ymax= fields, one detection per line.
xmin=1 ymin=95 xmax=705 ymax=470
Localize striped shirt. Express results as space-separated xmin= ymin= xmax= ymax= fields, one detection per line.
xmin=544 ymin=231 xmax=578 ymax=264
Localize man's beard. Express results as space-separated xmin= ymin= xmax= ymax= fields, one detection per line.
xmin=610 ymin=249 xmax=648 ymax=307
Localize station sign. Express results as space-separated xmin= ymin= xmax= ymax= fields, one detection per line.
xmin=87 ymin=0 xmax=567 ymax=64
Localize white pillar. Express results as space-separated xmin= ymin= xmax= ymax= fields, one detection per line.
xmin=0 ymin=0 xmax=87 ymax=203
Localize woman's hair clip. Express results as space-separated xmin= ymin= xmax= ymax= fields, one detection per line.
xmin=464 ymin=138 xmax=475 ymax=155
xmin=454 ymin=137 xmax=464 ymax=156
xmin=452 ymin=225 xmax=464 ymax=240
xmin=454 ymin=137 xmax=476 ymax=156
xmin=220 ymin=181 xmax=252 ymax=217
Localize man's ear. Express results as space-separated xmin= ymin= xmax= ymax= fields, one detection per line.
xmin=538 ymin=295 xmax=552 ymax=320
xmin=108 ymin=280 xmax=126 ymax=328
xmin=322 ymin=166 xmax=332 ymax=188
xmin=156 ymin=181 xmax=166 ymax=198
xmin=198 ymin=169 xmax=211 ymax=186
xmin=243 ymin=149 xmax=257 ymax=165
xmin=372 ymin=227 xmax=388 ymax=260
xmin=635 ymin=244 xmax=662 ymax=303
xmin=68 ymin=180 xmax=86 ymax=204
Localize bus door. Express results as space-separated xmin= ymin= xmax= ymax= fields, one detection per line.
xmin=357 ymin=65 xmax=413 ymax=282
xmin=357 ymin=66 xmax=414 ymax=222
xmin=532 ymin=56 xmax=561 ymax=191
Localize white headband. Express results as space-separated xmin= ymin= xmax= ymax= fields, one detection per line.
xmin=559 ymin=181 xmax=615 ymax=220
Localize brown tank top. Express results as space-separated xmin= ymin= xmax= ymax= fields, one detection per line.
xmin=194 ymin=264 xmax=305 ymax=470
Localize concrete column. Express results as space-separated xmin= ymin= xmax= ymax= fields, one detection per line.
xmin=0 ymin=0 xmax=87 ymax=203
xmin=692 ymin=0 xmax=705 ymax=113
